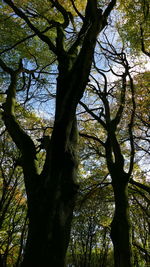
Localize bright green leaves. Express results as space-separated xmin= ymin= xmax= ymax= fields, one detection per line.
xmin=117 ymin=0 xmax=150 ymax=56
xmin=0 ymin=0 xmax=88 ymax=68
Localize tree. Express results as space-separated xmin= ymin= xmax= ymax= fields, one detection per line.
xmin=79 ymin=30 xmax=150 ymax=265
xmin=0 ymin=1 xmax=116 ymax=266
xmin=130 ymin=184 xmax=150 ymax=266
xmin=0 ymin=97 xmax=48 ymax=266
xmin=67 ymin=181 xmax=113 ymax=267
xmin=117 ymin=0 xmax=150 ymax=57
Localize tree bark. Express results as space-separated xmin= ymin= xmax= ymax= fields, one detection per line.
xmin=21 ymin=111 xmax=79 ymax=267
xmin=110 ymin=171 xmax=132 ymax=267
xmin=105 ymin=132 xmax=133 ymax=267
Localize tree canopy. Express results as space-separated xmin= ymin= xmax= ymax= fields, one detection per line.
xmin=0 ymin=0 xmax=149 ymax=266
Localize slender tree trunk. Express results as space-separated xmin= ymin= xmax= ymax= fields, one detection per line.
xmin=110 ymin=172 xmax=132 ymax=267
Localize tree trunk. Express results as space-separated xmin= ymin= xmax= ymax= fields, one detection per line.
xmin=110 ymin=172 xmax=132 ymax=267
xmin=21 ymin=118 xmax=78 ymax=267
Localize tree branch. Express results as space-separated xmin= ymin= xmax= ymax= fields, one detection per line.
xmin=70 ymin=0 xmax=84 ymax=20
xmin=79 ymin=101 xmax=107 ymax=130
xmin=140 ymin=26 xmax=150 ymax=58
xmin=112 ymin=72 xmax=127 ymax=130
xmin=130 ymin=178 xmax=150 ymax=194
xmin=79 ymin=132 xmax=105 ymax=147
xmin=128 ymin=72 xmax=136 ymax=176
xmin=0 ymin=59 xmax=39 ymax=195
xmin=3 ymin=0 xmax=57 ymax=54
xmin=68 ymin=0 xmax=104 ymax=55
xmin=133 ymin=241 xmax=150 ymax=259
xmin=103 ymin=0 xmax=117 ymax=18
xmin=0 ymin=58 xmax=13 ymax=74
xmin=48 ymin=0 xmax=69 ymax=28
xmin=0 ymin=26 xmax=53 ymax=55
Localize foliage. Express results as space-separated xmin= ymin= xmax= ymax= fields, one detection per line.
xmin=0 ymin=95 xmax=50 ymax=265
xmin=117 ymin=0 xmax=150 ymax=56
xmin=0 ymin=0 xmax=149 ymax=266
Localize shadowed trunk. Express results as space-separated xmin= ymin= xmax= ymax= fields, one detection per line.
xmin=110 ymin=171 xmax=132 ymax=267
xmin=21 ymin=118 xmax=78 ymax=267
xmin=105 ymin=132 xmax=133 ymax=267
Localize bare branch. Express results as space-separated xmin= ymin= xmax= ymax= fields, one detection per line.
xmin=79 ymin=132 xmax=105 ymax=147
xmin=112 ymin=72 xmax=127 ymax=130
xmin=128 ymin=72 xmax=136 ymax=176
xmin=103 ymin=0 xmax=117 ymax=18
xmin=79 ymin=101 xmax=107 ymax=130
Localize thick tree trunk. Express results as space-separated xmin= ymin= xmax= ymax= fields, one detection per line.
xmin=110 ymin=172 xmax=132 ymax=267
xmin=21 ymin=192 xmax=76 ymax=267
xmin=21 ymin=118 xmax=78 ymax=267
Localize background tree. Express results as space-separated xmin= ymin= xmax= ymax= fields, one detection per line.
xmin=117 ymin=0 xmax=150 ymax=57
xmin=78 ymin=30 xmax=150 ymax=265
xmin=0 ymin=96 xmax=49 ymax=266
